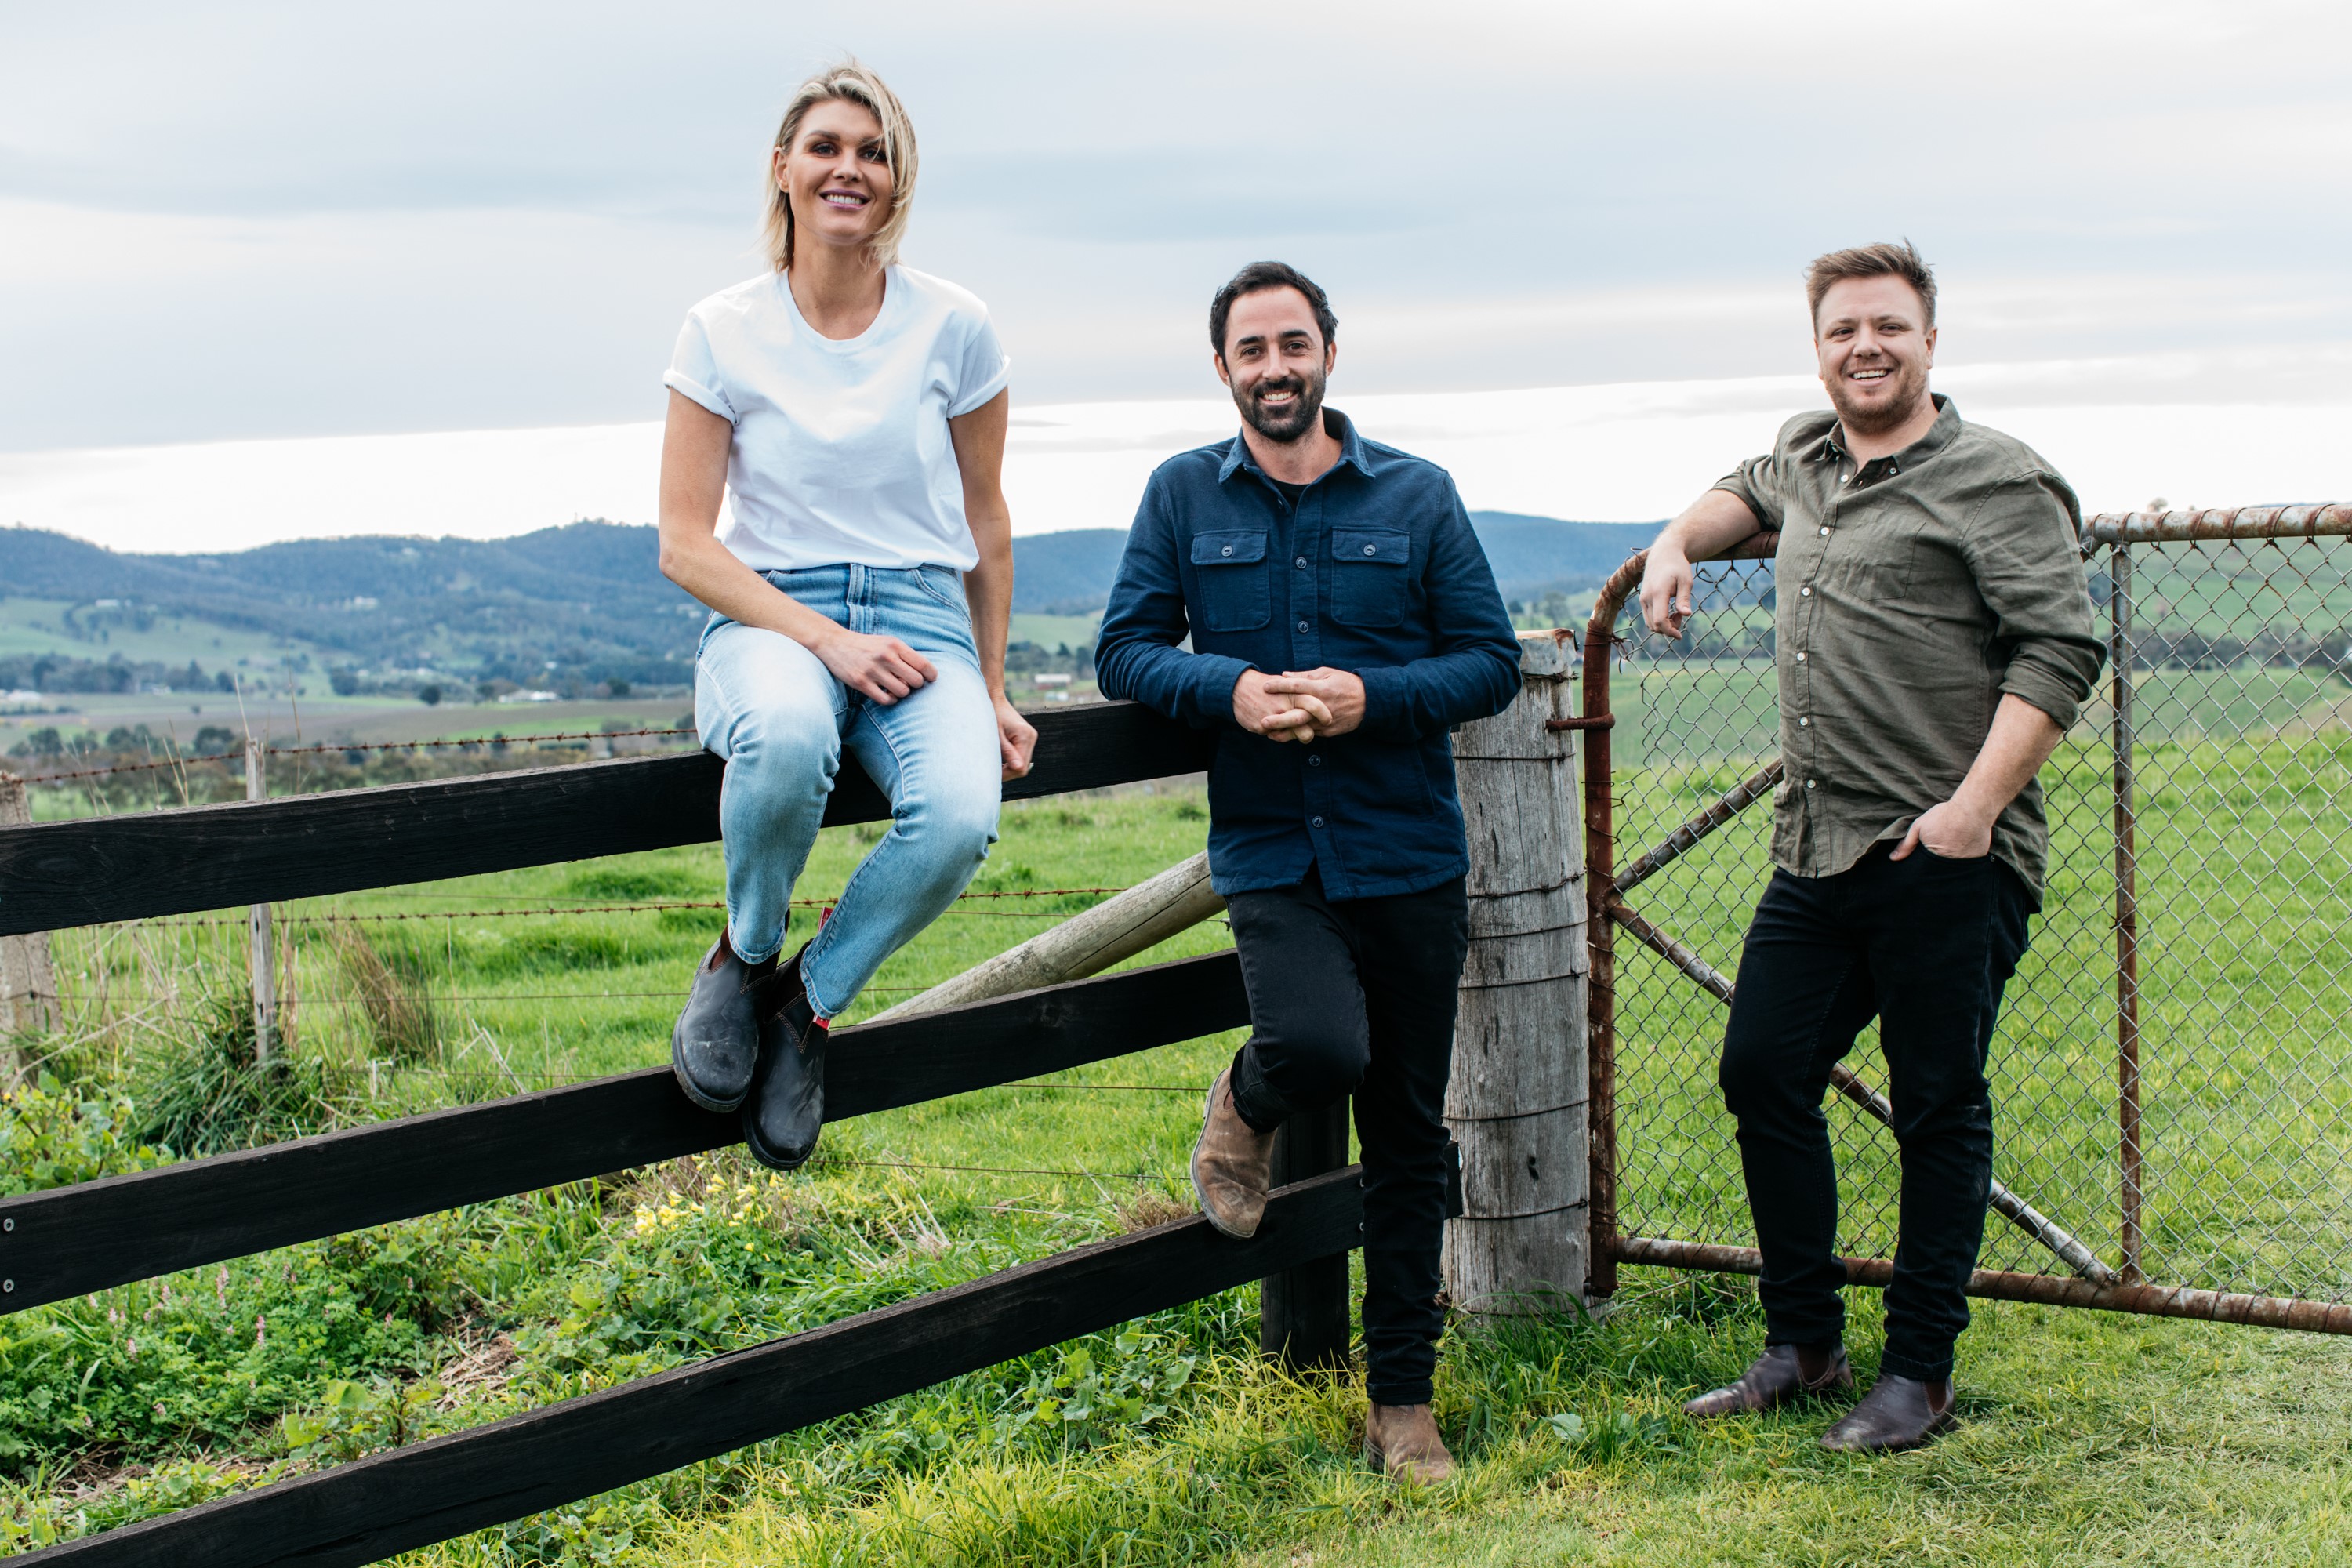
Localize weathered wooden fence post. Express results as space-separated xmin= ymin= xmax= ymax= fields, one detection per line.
xmin=0 ymin=771 xmax=60 ymax=1074
xmin=245 ymin=737 xmax=278 ymax=1069
xmin=1443 ymin=630 xmax=1591 ymax=1313
xmin=1259 ymin=1098 xmax=1352 ymax=1370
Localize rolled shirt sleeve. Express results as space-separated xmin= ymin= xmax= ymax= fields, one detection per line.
xmin=1711 ymin=451 xmax=1791 ymax=532
xmin=662 ymin=314 xmax=736 ymax=423
xmin=1966 ymin=468 xmax=2105 ymax=731
xmin=947 ymin=310 xmax=1012 ymax=418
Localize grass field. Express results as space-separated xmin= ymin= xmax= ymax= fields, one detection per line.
xmin=5 ymin=753 xmax=2352 ymax=1562
xmin=1601 ymin=648 xmax=2352 ymax=1301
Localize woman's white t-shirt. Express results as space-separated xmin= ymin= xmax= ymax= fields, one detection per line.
xmin=663 ymin=265 xmax=1010 ymax=572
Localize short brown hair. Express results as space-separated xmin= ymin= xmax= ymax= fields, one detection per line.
xmin=1805 ymin=240 xmax=1936 ymax=329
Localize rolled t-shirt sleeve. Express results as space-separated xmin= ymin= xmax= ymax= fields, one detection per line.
xmin=946 ymin=310 xmax=1011 ymax=417
xmin=662 ymin=313 xmax=736 ymax=423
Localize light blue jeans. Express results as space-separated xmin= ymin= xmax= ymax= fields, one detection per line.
xmin=695 ymin=563 xmax=1001 ymax=1018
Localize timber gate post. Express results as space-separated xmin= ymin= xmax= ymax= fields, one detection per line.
xmin=1259 ymin=1099 xmax=1352 ymax=1370
xmin=245 ymin=737 xmax=278 ymax=1069
xmin=1442 ymin=630 xmax=1592 ymax=1313
xmin=0 ymin=771 xmax=60 ymax=1072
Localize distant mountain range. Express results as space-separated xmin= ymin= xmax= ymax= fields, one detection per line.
xmin=1011 ymin=513 xmax=1659 ymax=615
xmin=0 ymin=510 xmax=1660 ymax=695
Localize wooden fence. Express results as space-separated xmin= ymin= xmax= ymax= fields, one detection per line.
xmin=0 ymin=702 xmax=1369 ymax=1567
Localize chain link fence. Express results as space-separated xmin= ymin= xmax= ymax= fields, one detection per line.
xmin=1584 ymin=505 xmax=2352 ymax=1329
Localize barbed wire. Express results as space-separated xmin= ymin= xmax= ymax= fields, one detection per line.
xmin=810 ymin=1156 xmax=1160 ymax=1183
xmin=95 ymin=886 xmax=1136 ymax=931
xmin=11 ymin=728 xmax=699 ymax=785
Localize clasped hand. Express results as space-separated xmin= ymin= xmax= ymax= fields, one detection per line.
xmin=1233 ymin=667 xmax=1366 ymax=743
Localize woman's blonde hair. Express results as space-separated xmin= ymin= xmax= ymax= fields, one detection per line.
xmin=762 ymin=59 xmax=918 ymax=274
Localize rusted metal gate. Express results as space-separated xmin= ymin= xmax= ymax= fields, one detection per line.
xmin=1580 ymin=503 xmax=2352 ymax=1334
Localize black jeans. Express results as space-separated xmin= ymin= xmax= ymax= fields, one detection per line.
xmin=1225 ymin=868 xmax=1469 ymax=1407
xmin=1721 ymin=844 xmax=2032 ymax=1383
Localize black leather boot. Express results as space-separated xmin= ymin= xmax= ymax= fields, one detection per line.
xmin=670 ymin=939 xmax=772 ymax=1113
xmin=1682 ymin=1343 xmax=1853 ymax=1419
xmin=743 ymin=952 xmax=828 ymax=1171
xmin=1819 ymin=1373 xmax=1956 ymax=1452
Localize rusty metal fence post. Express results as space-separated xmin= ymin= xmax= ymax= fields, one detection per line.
xmin=2110 ymin=542 xmax=2144 ymax=1284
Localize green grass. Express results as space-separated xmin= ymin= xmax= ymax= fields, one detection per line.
xmin=5 ymin=753 xmax=2352 ymax=1563
xmin=0 ymin=597 xmax=325 ymax=669
xmin=1600 ymin=655 xmax=2352 ymax=1299
xmin=1007 ymin=613 xmax=1101 ymax=652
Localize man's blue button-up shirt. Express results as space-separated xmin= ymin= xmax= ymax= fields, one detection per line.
xmin=1096 ymin=409 xmax=1521 ymax=900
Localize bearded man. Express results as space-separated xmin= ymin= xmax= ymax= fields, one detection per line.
xmin=1094 ymin=260 xmax=1520 ymax=1485
xmin=1639 ymin=241 xmax=2105 ymax=1451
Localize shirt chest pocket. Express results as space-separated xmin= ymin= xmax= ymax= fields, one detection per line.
xmin=1330 ymin=529 xmax=1411 ymax=628
xmin=1191 ymin=532 xmax=1271 ymax=632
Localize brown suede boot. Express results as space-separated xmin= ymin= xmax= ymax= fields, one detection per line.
xmin=1190 ymin=1068 xmax=1276 ymax=1239
xmin=1682 ymin=1343 xmax=1853 ymax=1419
xmin=1365 ymin=1403 xmax=1456 ymax=1485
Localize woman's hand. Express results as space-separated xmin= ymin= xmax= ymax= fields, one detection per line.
xmin=813 ymin=628 xmax=937 ymax=704
xmin=995 ymin=693 xmax=1038 ymax=780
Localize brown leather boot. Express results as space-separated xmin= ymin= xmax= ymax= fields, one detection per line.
xmin=1365 ymin=1403 xmax=1456 ymax=1485
xmin=1682 ymin=1343 xmax=1853 ymax=1419
xmin=1819 ymin=1374 xmax=1956 ymax=1452
xmin=1190 ymin=1068 xmax=1276 ymax=1239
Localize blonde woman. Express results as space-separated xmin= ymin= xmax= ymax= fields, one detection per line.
xmin=659 ymin=60 xmax=1036 ymax=1171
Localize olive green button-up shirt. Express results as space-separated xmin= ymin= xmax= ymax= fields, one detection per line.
xmin=1711 ymin=394 xmax=2105 ymax=901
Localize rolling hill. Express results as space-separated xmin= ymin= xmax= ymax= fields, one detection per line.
xmin=0 ymin=510 xmax=1661 ymax=697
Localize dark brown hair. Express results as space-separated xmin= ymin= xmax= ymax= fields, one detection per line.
xmin=1208 ymin=261 xmax=1338 ymax=358
xmin=1805 ymin=240 xmax=1936 ymax=329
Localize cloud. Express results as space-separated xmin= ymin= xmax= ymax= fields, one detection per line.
xmin=1 ymin=0 xmax=2347 ymax=452
xmin=11 ymin=354 xmax=2347 ymax=556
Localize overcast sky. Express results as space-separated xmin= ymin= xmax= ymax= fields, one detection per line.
xmin=3 ymin=0 xmax=2348 ymax=542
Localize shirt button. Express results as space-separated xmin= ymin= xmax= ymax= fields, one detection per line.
xmin=1311 ymin=815 xmax=1326 ymax=828
xmin=1805 ymin=779 xmax=1817 ymax=790
xmin=1308 ymin=754 xmax=1323 ymax=767
xmin=1801 ymin=586 xmax=1812 ymax=597
xmin=1818 ymin=526 xmax=1831 ymax=536
xmin=1298 ymin=619 xmax=1310 ymax=633
xmin=1221 ymin=545 xmax=1233 ymax=557
xmin=1363 ymin=544 xmax=1377 ymax=556
xmin=1295 ymin=556 xmax=1308 ymax=568
xmin=1799 ymin=717 xmax=1809 ymax=727
xmin=1796 ymin=652 xmax=1808 ymax=662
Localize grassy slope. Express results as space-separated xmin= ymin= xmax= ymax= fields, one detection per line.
xmin=9 ymin=771 xmax=2352 ymax=1563
xmin=662 ymin=1290 xmax=2352 ymax=1568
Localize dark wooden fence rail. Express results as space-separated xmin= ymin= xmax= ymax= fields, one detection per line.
xmin=0 ymin=955 xmax=1247 ymax=1315
xmin=2 ymin=702 xmax=1345 ymax=1567
xmin=24 ymin=1171 xmax=1363 ymax=1568
xmin=0 ymin=702 xmax=1214 ymax=935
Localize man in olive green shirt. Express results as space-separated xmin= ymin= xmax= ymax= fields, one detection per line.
xmin=1639 ymin=242 xmax=2104 ymax=1453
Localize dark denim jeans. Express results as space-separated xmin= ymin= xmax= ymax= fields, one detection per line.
xmin=1721 ymin=843 xmax=2033 ymax=1382
xmin=1225 ymin=868 xmax=1470 ymax=1406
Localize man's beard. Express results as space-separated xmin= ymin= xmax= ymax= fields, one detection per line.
xmin=1236 ymin=368 xmax=1327 ymax=444
xmin=1826 ymin=357 xmax=1930 ymax=438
